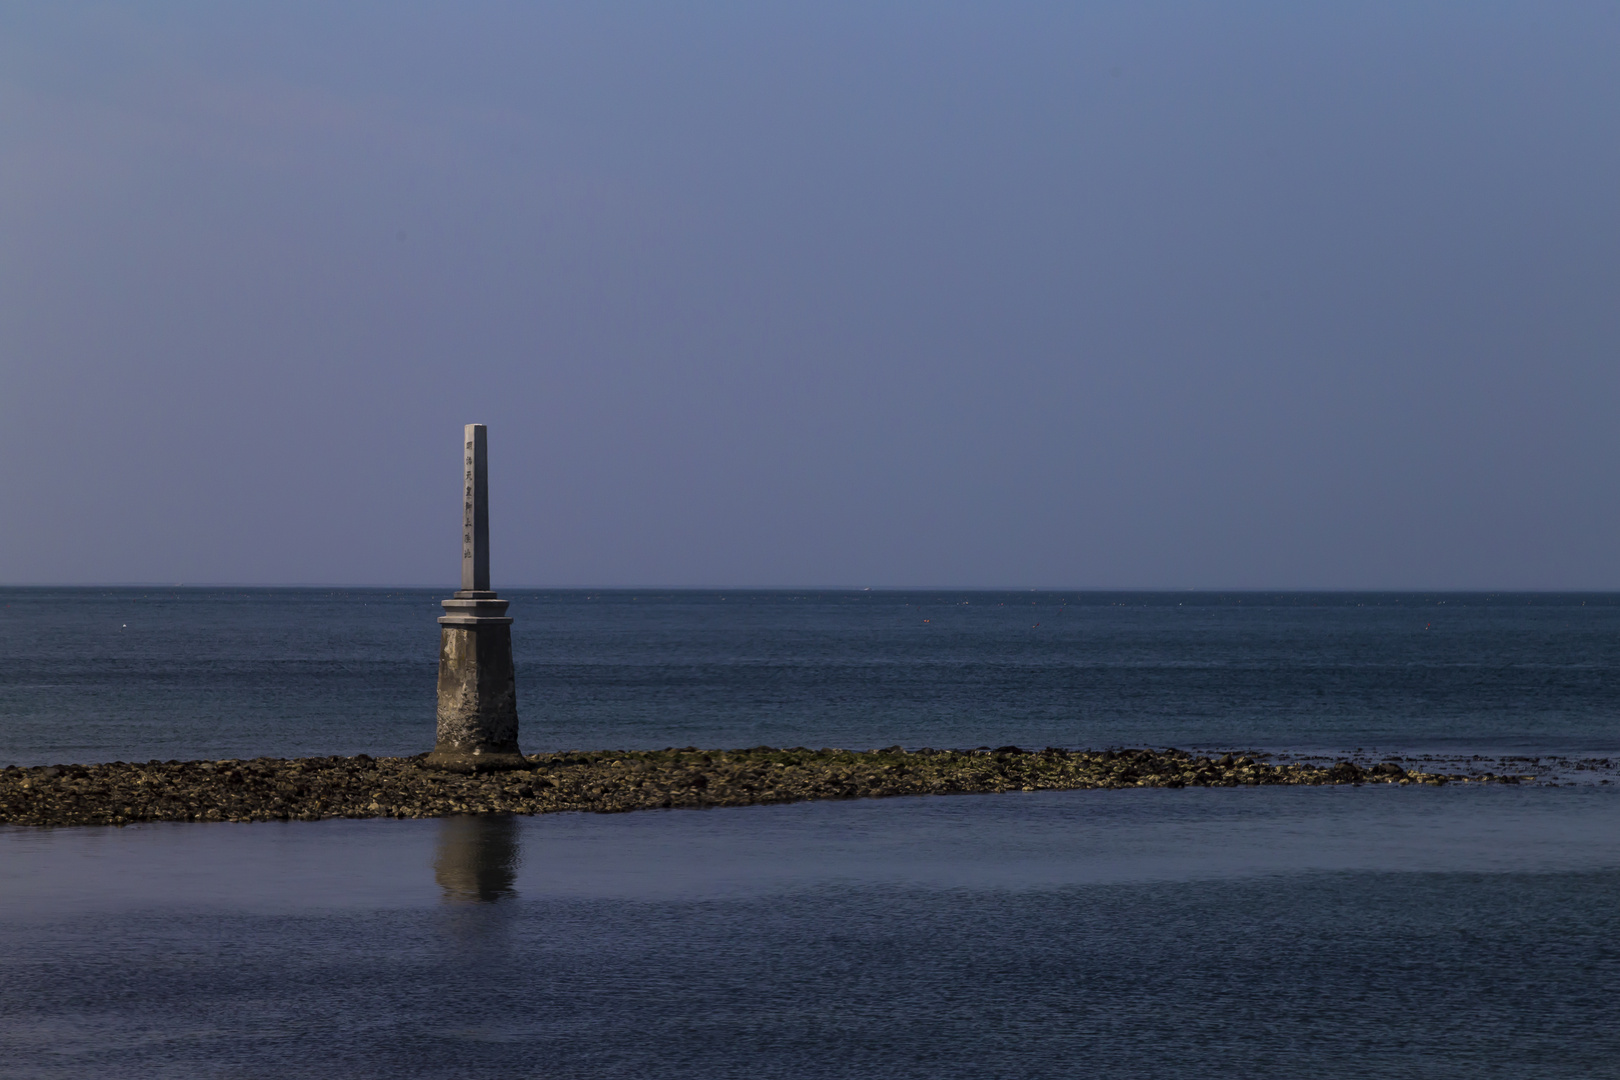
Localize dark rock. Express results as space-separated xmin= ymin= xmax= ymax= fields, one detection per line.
xmin=0 ymin=746 xmax=1498 ymax=828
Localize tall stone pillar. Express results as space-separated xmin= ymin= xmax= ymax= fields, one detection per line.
xmin=425 ymin=424 xmax=526 ymax=772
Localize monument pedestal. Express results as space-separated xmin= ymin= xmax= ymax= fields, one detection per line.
xmin=426 ymin=593 xmax=525 ymax=772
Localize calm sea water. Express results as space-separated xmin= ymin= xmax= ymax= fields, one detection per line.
xmin=5 ymin=788 xmax=1620 ymax=1078
xmin=3 ymin=589 xmax=1619 ymax=1077
xmin=3 ymin=587 xmax=1619 ymax=764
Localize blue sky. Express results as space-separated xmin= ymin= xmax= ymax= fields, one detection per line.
xmin=3 ymin=2 xmax=1618 ymax=587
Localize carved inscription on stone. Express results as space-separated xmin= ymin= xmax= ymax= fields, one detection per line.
xmin=463 ymin=440 xmax=475 ymax=563
xmin=459 ymin=425 xmax=490 ymax=593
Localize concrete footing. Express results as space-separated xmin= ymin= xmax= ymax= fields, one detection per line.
xmin=426 ymin=594 xmax=526 ymax=772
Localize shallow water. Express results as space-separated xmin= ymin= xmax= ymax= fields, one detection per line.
xmin=4 ymin=785 xmax=1619 ymax=1078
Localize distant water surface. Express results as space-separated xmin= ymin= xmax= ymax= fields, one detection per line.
xmin=4 ymin=589 xmax=1619 ymax=1077
xmin=2 ymin=588 xmax=1618 ymax=765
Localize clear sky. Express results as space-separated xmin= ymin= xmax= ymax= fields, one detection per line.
xmin=2 ymin=2 xmax=1617 ymax=588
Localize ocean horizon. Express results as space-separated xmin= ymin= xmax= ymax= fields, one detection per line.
xmin=4 ymin=588 xmax=1618 ymax=1077
xmin=5 ymin=586 xmax=1619 ymax=766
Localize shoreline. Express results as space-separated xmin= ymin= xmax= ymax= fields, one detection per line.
xmin=0 ymin=747 xmax=1544 ymax=828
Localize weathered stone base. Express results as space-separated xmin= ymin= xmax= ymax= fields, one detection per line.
xmin=433 ymin=619 xmax=521 ymax=766
xmin=421 ymin=748 xmax=531 ymax=774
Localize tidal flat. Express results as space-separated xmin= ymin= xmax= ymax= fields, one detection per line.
xmin=0 ymin=746 xmax=1540 ymax=827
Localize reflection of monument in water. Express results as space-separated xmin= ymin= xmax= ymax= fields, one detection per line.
xmin=434 ymin=814 xmax=520 ymax=903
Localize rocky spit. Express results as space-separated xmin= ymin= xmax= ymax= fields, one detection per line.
xmin=0 ymin=746 xmax=1548 ymax=828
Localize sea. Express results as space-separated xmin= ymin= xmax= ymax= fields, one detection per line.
xmin=3 ymin=588 xmax=1619 ymax=1078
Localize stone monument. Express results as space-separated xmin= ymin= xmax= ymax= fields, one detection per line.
xmin=425 ymin=424 xmax=526 ymax=771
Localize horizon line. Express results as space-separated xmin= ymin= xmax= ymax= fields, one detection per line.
xmin=4 ymin=583 xmax=1620 ymax=594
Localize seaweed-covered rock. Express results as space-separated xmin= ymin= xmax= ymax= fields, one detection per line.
xmin=0 ymin=747 xmax=1519 ymax=828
